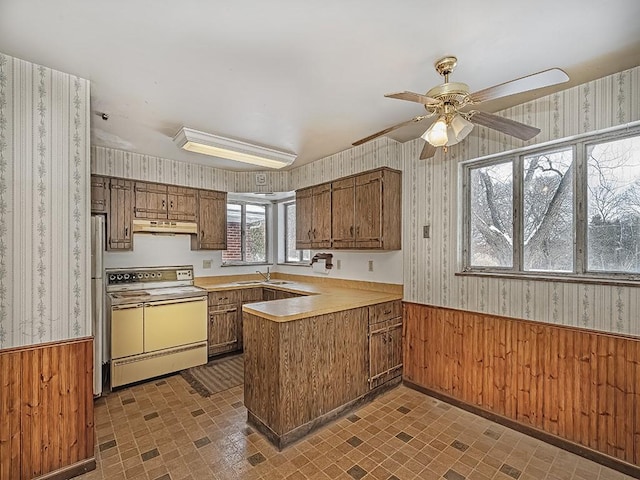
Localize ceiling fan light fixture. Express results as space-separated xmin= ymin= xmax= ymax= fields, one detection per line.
xmin=173 ymin=127 xmax=296 ymax=169
xmin=422 ymin=116 xmax=448 ymax=147
xmin=446 ymin=114 xmax=474 ymax=146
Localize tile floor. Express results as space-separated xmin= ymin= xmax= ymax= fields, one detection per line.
xmin=79 ymin=373 xmax=634 ymax=480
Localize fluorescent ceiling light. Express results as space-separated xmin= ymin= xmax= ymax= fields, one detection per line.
xmin=173 ymin=127 xmax=296 ymax=169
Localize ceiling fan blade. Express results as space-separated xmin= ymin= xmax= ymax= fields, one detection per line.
xmin=352 ymin=115 xmax=427 ymax=146
xmin=468 ymin=68 xmax=569 ymax=104
xmin=419 ymin=142 xmax=437 ymax=160
xmin=469 ymin=111 xmax=541 ymax=141
xmin=385 ymin=91 xmax=440 ymax=106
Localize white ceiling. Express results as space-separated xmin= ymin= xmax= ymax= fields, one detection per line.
xmin=2 ymin=1 xmax=640 ymax=171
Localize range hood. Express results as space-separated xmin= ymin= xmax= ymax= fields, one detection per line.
xmin=132 ymin=219 xmax=198 ymax=235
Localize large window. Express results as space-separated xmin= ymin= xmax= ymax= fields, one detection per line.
xmin=222 ymin=202 xmax=268 ymax=264
xmin=283 ymin=201 xmax=311 ymax=264
xmin=463 ymin=127 xmax=640 ymax=279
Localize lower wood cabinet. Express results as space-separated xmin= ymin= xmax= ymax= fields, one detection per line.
xmin=208 ymin=290 xmax=240 ymax=356
xmin=368 ymin=300 xmax=403 ymax=389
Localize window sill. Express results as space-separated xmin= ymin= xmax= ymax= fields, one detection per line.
xmin=277 ymin=262 xmax=311 ymax=267
xmin=221 ymin=262 xmax=272 ymax=267
xmin=456 ymin=270 xmax=640 ymax=287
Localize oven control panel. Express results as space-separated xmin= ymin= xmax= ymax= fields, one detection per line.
xmin=106 ymin=266 xmax=194 ymax=286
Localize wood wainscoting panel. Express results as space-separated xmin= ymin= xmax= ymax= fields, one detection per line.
xmin=0 ymin=350 xmax=21 ymax=480
xmin=403 ymin=302 xmax=640 ymax=470
xmin=0 ymin=338 xmax=94 ymax=480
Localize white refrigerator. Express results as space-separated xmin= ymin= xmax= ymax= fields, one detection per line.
xmin=91 ymin=215 xmax=106 ymax=396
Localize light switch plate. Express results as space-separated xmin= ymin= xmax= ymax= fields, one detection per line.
xmin=202 ymin=259 xmax=212 ymax=269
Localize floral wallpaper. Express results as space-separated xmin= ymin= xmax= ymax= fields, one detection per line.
xmin=402 ymin=66 xmax=640 ymax=336
xmin=91 ymin=61 xmax=640 ymax=338
xmin=0 ymin=52 xmax=90 ymax=349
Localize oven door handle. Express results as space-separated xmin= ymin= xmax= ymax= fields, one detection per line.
xmin=143 ymin=296 xmax=208 ymax=307
xmin=112 ymin=303 xmax=144 ymax=310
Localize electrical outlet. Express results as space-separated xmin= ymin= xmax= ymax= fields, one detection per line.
xmin=202 ymin=259 xmax=212 ymax=269
xmin=336 ymin=259 xmax=341 ymax=270
xmin=368 ymin=260 xmax=374 ymax=272
xmin=423 ymin=225 xmax=430 ymax=238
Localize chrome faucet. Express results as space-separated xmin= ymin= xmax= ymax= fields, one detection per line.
xmin=256 ymin=267 xmax=271 ymax=282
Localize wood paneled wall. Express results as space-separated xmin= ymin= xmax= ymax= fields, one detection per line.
xmin=403 ymin=302 xmax=640 ymax=469
xmin=0 ymin=338 xmax=95 ymax=480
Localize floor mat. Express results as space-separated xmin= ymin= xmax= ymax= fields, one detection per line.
xmin=181 ymin=354 xmax=243 ymax=398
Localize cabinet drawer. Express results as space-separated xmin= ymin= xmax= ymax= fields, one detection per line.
xmin=368 ymin=300 xmax=401 ymax=324
xmin=208 ymin=290 xmax=241 ymax=306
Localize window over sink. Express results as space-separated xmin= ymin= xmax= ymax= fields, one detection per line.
xmin=222 ymin=201 xmax=268 ymax=265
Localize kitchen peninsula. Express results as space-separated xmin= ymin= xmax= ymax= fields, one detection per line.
xmin=195 ymin=275 xmax=404 ymax=448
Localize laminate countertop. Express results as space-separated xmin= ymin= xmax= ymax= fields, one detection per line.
xmin=194 ymin=275 xmax=403 ymax=323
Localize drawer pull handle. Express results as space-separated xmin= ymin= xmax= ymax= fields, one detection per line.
xmin=383 ymin=310 xmax=391 ymax=315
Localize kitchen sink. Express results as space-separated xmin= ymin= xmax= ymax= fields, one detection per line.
xmin=234 ymin=280 xmax=264 ymax=285
xmin=263 ymin=280 xmax=290 ymax=285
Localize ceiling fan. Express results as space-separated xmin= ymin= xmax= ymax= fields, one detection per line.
xmin=353 ymin=56 xmax=569 ymax=159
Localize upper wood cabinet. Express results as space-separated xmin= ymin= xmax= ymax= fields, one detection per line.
xmin=134 ymin=182 xmax=168 ymax=219
xmin=91 ymin=175 xmax=110 ymax=214
xmin=134 ymin=182 xmax=198 ymax=221
xmin=331 ymin=177 xmax=355 ymax=248
xmin=298 ymin=167 xmax=401 ymax=251
xmin=107 ymin=178 xmax=133 ymax=250
xmin=192 ymin=190 xmax=227 ymax=250
xmin=167 ymin=186 xmax=197 ymax=221
xmin=295 ymin=183 xmax=332 ymax=249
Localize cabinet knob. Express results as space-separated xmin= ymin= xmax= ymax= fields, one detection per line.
xmin=125 ymin=226 xmax=129 ymax=238
xmin=162 ymin=199 xmax=166 ymax=209
xmin=350 ymin=225 xmax=353 ymax=236
xmin=170 ymin=200 xmax=174 ymax=209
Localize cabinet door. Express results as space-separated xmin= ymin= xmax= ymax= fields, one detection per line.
xmin=134 ymin=182 xmax=168 ymax=219
xmin=262 ymin=288 xmax=277 ymax=302
xmin=355 ymin=171 xmax=383 ymax=248
xmin=208 ymin=306 xmax=239 ymax=356
xmin=111 ymin=304 xmax=144 ymax=359
xmin=108 ymin=178 xmax=133 ymax=250
xmin=295 ymin=187 xmax=313 ymax=249
xmin=91 ymin=175 xmax=110 ymax=214
xmin=387 ymin=321 xmax=403 ymax=378
xmin=368 ymin=316 xmax=403 ymax=389
xmin=312 ymin=183 xmax=332 ymax=248
xmin=195 ymin=190 xmax=227 ymax=250
xmin=331 ymin=177 xmax=355 ymax=248
xmin=167 ymin=185 xmax=197 ymax=221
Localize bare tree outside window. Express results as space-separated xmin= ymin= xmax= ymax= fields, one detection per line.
xmin=464 ymin=127 xmax=640 ymax=279
xmin=470 ymin=161 xmax=513 ymax=267
xmin=523 ymin=149 xmax=573 ymax=272
xmin=587 ymin=136 xmax=640 ymax=273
